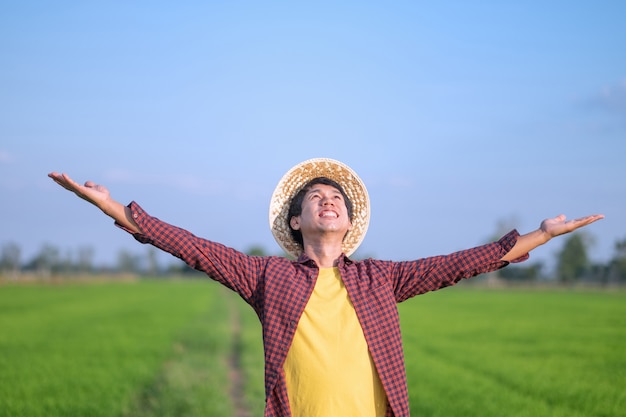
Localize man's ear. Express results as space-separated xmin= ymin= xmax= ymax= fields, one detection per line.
xmin=290 ymin=216 xmax=300 ymax=230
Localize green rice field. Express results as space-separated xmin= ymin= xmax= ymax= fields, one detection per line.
xmin=0 ymin=279 xmax=624 ymax=417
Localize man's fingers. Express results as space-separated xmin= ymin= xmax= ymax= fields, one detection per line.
xmin=49 ymin=172 xmax=86 ymax=194
xmin=572 ymin=214 xmax=604 ymax=223
xmin=567 ymin=214 xmax=605 ymax=231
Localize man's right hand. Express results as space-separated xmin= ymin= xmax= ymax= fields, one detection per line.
xmin=48 ymin=172 xmax=140 ymax=233
xmin=48 ymin=172 xmax=111 ymax=211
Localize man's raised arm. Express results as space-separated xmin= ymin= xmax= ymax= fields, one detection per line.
xmin=48 ymin=172 xmax=140 ymax=233
xmin=501 ymin=213 xmax=604 ymax=262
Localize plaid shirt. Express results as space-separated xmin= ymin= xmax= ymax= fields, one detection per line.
xmin=122 ymin=201 xmax=527 ymax=417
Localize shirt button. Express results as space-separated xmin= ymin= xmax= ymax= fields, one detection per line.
xmin=133 ymin=213 xmax=138 ymax=219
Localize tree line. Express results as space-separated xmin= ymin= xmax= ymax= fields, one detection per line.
xmin=1 ymin=232 xmax=625 ymax=285
xmin=497 ymin=232 xmax=625 ymax=285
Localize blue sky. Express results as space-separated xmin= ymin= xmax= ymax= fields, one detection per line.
xmin=1 ymin=1 xmax=624 ymax=271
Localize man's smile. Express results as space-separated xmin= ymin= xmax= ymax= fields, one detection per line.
xmin=320 ymin=210 xmax=338 ymax=218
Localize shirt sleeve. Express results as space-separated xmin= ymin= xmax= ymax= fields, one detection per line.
xmin=114 ymin=201 xmax=264 ymax=302
xmin=391 ymin=229 xmax=528 ymax=302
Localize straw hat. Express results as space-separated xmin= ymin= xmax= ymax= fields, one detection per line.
xmin=269 ymin=158 xmax=370 ymax=258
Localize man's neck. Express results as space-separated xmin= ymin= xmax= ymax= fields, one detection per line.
xmin=303 ymin=241 xmax=343 ymax=268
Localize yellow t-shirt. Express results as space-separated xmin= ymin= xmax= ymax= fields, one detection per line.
xmin=284 ymin=267 xmax=387 ymax=417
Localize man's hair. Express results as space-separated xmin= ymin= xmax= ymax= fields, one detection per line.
xmin=287 ymin=177 xmax=354 ymax=248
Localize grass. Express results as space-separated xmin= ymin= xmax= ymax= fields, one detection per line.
xmin=0 ymin=279 xmax=233 ymax=417
xmin=0 ymin=280 xmax=623 ymax=417
xmin=236 ymin=298 xmax=265 ymax=416
xmin=400 ymin=288 xmax=626 ymax=417
xmin=120 ymin=284 xmax=234 ymax=417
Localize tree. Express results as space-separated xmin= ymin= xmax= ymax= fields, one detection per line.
xmin=499 ymin=262 xmax=544 ymax=281
xmin=246 ymin=245 xmax=268 ymax=256
xmin=485 ymin=215 xmax=522 ymax=243
xmin=146 ymin=247 xmax=159 ymax=277
xmin=117 ymin=249 xmax=141 ymax=274
xmin=556 ymin=233 xmax=592 ymax=282
xmin=607 ymin=238 xmax=626 ymax=284
xmin=26 ymin=243 xmax=61 ymax=277
xmin=77 ymin=245 xmax=95 ymax=274
xmin=0 ymin=242 xmax=21 ymax=279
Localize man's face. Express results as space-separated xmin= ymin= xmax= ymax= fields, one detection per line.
xmin=289 ymin=183 xmax=353 ymax=242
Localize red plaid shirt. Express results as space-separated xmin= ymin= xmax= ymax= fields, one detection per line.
xmin=121 ymin=201 xmax=527 ymax=417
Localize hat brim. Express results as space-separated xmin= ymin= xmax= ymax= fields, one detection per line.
xmin=269 ymin=158 xmax=370 ymax=258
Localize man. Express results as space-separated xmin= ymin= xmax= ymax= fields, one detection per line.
xmin=48 ymin=158 xmax=603 ymax=417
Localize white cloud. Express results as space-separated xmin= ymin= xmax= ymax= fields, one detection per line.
xmin=0 ymin=149 xmax=13 ymax=163
xmin=102 ymin=168 xmax=265 ymax=200
xmin=387 ymin=175 xmax=415 ymax=189
xmin=587 ymin=79 xmax=626 ymax=113
xmin=361 ymin=172 xmax=417 ymax=190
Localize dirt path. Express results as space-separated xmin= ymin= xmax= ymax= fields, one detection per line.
xmin=229 ymin=297 xmax=252 ymax=417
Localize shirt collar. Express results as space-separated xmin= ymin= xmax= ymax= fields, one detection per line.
xmin=295 ymin=252 xmax=354 ymax=267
